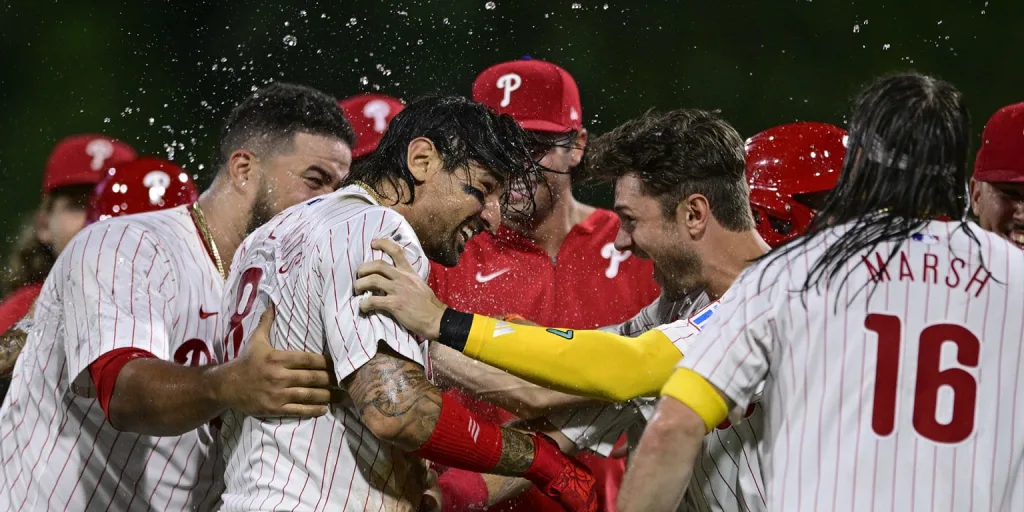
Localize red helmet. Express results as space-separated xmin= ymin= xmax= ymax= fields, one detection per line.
xmin=338 ymin=93 xmax=405 ymax=160
xmin=87 ymin=157 xmax=200 ymax=224
xmin=746 ymin=122 xmax=848 ymax=247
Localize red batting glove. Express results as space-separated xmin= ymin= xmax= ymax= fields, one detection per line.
xmin=522 ymin=433 xmax=599 ymax=512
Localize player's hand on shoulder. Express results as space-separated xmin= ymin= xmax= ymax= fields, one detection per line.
xmin=355 ymin=238 xmax=447 ymax=340
xmin=217 ymin=303 xmax=340 ymax=418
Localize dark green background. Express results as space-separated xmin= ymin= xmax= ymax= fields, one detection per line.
xmin=1 ymin=0 xmax=1020 ymax=253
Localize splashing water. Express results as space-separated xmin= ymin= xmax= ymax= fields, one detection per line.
xmin=283 ymin=35 xmax=297 ymax=47
xmin=571 ymin=2 xmax=582 ymax=8
xmin=485 ymin=1 xmax=496 ymax=10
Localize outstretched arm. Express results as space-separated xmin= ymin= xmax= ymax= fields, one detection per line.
xmin=354 ymin=238 xmax=684 ymax=403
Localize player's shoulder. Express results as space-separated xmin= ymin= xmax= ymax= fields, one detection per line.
xmin=316 ymin=185 xmax=411 ymax=233
xmin=72 ymin=206 xmax=188 ymax=254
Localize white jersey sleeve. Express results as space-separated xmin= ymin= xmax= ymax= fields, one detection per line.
xmin=61 ymin=221 xmax=176 ymax=391
xmin=321 ymin=209 xmax=429 ymax=382
xmin=678 ymin=263 xmax=783 ymax=410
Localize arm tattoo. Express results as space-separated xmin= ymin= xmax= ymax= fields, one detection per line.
xmin=492 ymin=429 xmax=535 ymax=475
xmin=345 ymin=346 xmax=443 ymax=451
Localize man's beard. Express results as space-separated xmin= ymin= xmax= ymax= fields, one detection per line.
xmin=246 ymin=185 xmax=274 ymax=235
xmin=654 ymin=246 xmax=707 ymax=302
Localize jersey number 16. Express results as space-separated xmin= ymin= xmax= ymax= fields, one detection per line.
xmin=864 ymin=313 xmax=979 ymax=444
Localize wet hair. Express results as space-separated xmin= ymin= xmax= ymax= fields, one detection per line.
xmin=343 ymin=94 xmax=541 ymax=209
xmin=526 ymin=129 xmax=586 ymax=181
xmin=760 ymin=72 xmax=979 ymax=298
xmin=216 ymin=82 xmax=356 ymax=172
xmin=586 ymin=108 xmax=753 ymax=231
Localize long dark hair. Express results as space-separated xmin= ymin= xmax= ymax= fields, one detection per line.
xmin=343 ymin=94 xmax=542 ymax=211
xmin=759 ymin=72 xmax=979 ymax=299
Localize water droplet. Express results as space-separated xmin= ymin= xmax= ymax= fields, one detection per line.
xmin=284 ymin=21 xmax=290 ymax=27
xmin=937 ymin=20 xmax=943 ymax=25
xmin=485 ymin=1 xmax=496 ymax=9
xmin=417 ymin=39 xmax=424 ymax=45
xmin=103 ymin=117 xmax=111 ymax=123
xmin=349 ymin=17 xmax=358 ymax=25
xmin=360 ymin=76 xmax=369 ymax=85
xmin=603 ymin=3 xmax=609 ymax=8
xmin=443 ymin=17 xmax=450 ymax=24
xmin=571 ymin=2 xmax=582 ymax=8
xmin=853 ymin=24 xmax=860 ymax=33
xmin=299 ymin=10 xmax=307 ymax=16
xmin=882 ymin=43 xmax=891 ymax=50
xmin=283 ymin=35 xmax=297 ymax=47
xmin=148 ymin=118 xmax=155 ymax=125
xmin=321 ymin=13 xmax=327 ymax=18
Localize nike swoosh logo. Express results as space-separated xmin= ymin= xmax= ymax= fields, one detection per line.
xmin=475 ymin=268 xmax=511 ymax=283
xmin=198 ymin=306 xmax=218 ymax=319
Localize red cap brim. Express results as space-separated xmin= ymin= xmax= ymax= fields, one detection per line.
xmin=974 ymin=169 xmax=1024 ymax=183
xmin=517 ymin=119 xmax=577 ymax=133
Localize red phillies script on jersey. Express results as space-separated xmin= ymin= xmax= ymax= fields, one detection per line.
xmin=429 ymin=209 xmax=660 ymax=329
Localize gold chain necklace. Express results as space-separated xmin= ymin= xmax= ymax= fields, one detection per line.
xmin=188 ymin=202 xmax=227 ymax=279
xmin=353 ymin=180 xmax=385 ymax=205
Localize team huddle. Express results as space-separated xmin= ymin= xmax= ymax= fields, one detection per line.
xmin=0 ymin=56 xmax=1022 ymax=512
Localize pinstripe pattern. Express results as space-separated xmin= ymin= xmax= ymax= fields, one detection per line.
xmin=680 ymin=220 xmax=1024 ymax=511
xmin=0 ymin=206 xmax=224 ymax=511
xmin=556 ymin=292 xmax=768 ymax=512
xmin=217 ymin=186 xmax=430 ymax=512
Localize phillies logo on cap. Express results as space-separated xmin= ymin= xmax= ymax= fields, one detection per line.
xmin=496 ymin=73 xmax=522 ymax=107
xmin=86 ymin=138 xmax=116 ymax=171
xmin=143 ymin=170 xmax=172 ymax=205
xmin=362 ymin=99 xmax=393 ymax=133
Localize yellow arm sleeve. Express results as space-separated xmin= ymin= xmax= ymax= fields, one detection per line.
xmin=459 ymin=314 xmax=683 ymax=402
xmin=660 ymin=367 xmax=729 ymax=433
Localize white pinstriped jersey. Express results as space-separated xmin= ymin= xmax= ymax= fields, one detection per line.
xmin=0 ymin=206 xmax=224 ymax=511
xmin=550 ymin=292 xmax=768 ymax=512
xmin=216 ymin=186 xmax=430 ymax=512
xmin=681 ymin=220 xmax=1024 ymax=512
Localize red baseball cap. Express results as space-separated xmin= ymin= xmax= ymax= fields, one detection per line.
xmin=472 ymin=58 xmax=582 ymax=133
xmin=338 ymin=93 xmax=405 ymax=160
xmin=43 ymin=134 xmax=137 ymax=195
xmin=87 ymin=157 xmax=199 ymax=224
xmin=974 ymin=102 xmax=1024 ymax=184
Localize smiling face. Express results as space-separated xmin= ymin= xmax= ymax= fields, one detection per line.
xmin=612 ymin=174 xmax=706 ymax=301
xmin=413 ymin=161 xmax=502 ymax=267
xmin=971 ymin=179 xmax=1024 ymax=249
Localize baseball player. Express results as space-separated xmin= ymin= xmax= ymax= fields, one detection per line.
xmin=0 ymin=82 xmax=354 ymax=511
xmin=1 ymin=157 xmax=200 ymax=386
xmin=358 ymin=113 xmax=846 ymax=511
xmin=215 ymin=95 xmax=598 ymax=512
xmin=0 ymin=134 xmax=137 ymax=397
xmin=624 ymin=73 xmax=1024 ymax=511
xmin=970 ymin=101 xmax=1024 ymax=249
xmin=339 ymin=92 xmax=405 ymax=164
xmin=428 ymin=57 xmax=659 ymax=512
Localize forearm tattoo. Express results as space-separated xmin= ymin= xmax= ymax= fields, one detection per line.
xmin=493 ymin=429 xmax=536 ymax=475
xmin=346 ymin=349 xmax=443 ymax=451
